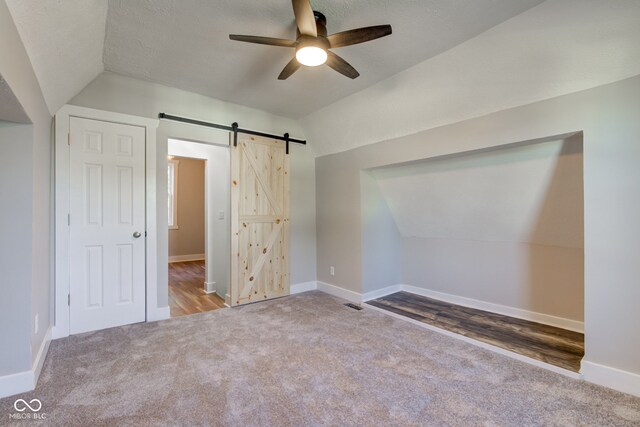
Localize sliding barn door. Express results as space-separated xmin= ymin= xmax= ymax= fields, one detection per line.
xmin=230 ymin=134 xmax=290 ymax=306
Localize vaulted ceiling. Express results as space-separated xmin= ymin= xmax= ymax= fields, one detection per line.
xmin=6 ymin=0 xmax=543 ymax=116
xmin=5 ymin=0 xmax=106 ymax=115
xmin=5 ymin=0 xmax=640 ymax=157
xmin=102 ymin=0 xmax=544 ymax=118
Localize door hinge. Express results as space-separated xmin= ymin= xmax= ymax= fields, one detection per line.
xmin=67 ymin=213 xmax=70 ymax=226
xmin=67 ymin=294 xmax=70 ymax=306
xmin=67 ymin=133 xmax=71 ymax=145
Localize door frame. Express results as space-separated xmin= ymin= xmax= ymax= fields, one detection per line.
xmin=167 ymin=138 xmax=231 ymax=301
xmin=53 ymin=105 xmax=159 ymax=339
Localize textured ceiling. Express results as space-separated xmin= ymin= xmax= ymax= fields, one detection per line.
xmin=302 ymin=0 xmax=640 ymax=156
xmin=372 ymin=137 xmax=584 ymax=248
xmin=103 ymin=0 xmax=543 ymax=118
xmin=5 ymin=0 xmax=107 ymax=115
xmin=6 ymin=0 xmax=639 ymax=156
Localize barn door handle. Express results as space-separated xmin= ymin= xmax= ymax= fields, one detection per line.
xmin=133 ymin=232 xmax=142 ymax=238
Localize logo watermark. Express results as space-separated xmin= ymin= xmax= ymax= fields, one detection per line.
xmin=9 ymin=399 xmax=47 ymax=420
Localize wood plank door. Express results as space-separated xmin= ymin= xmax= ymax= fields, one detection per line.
xmin=69 ymin=117 xmax=146 ymax=334
xmin=230 ymin=134 xmax=290 ymax=306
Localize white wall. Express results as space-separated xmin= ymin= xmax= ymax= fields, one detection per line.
xmin=0 ymin=123 xmax=33 ymax=376
xmin=367 ymin=137 xmax=584 ymax=322
xmin=401 ymin=239 xmax=584 ymax=322
xmin=168 ymin=139 xmax=230 ymax=297
xmin=69 ymin=71 xmax=317 ymax=310
xmin=360 ymin=171 xmax=402 ymax=293
xmin=0 ymin=0 xmax=53 ymax=396
xmin=314 ymin=75 xmax=640 ymax=395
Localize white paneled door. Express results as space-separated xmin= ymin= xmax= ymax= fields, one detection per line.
xmin=69 ymin=117 xmax=146 ymax=334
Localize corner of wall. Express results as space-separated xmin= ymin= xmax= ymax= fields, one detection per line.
xmin=581 ymin=360 xmax=640 ymax=398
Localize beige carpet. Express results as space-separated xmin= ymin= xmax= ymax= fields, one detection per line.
xmin=1 ymin=291 xmax=639 ymax=426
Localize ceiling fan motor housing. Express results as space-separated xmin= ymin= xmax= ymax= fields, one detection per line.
xmin=296 ymin=11 xmax=328 ymax=39
xmin=295 ymin=12 xmax=329 ymax=56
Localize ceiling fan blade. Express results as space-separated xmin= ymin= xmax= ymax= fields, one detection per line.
xmin=327 ymin=25 xmax=392 ymax=48
xmin=326 ymin=51 xmax=360 ymax=79
xmin=291 ymin=0 xmax=317 ymax=37
xmin=278 ymin=58 xmax=302 ymax=80
xmin=229 ymin=35 xmax=296 ymax=47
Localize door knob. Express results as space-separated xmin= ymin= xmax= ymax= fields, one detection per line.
xmin=133 ymin=231 xmax=142 ymax=238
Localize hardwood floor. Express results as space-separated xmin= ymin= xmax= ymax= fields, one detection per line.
xmin=168 ymin=261 xmax=226 ymax=317
xmin=367 ymin=291 xmax=584 ymax=372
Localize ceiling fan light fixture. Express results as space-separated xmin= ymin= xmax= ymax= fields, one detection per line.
xmin=296 ymin=45 xmax=327 ymax=67
xmin=228 ymin=0 xmax=392 ymax=79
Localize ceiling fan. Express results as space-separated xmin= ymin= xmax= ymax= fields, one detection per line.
xmin=229 ymin=0 xmax=392 ymax=80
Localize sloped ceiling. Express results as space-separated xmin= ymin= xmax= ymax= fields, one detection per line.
xmin=103 ymin=0 xmax=542 ymax=118
xmin=301 ymin=0 xmax=640 ymax=156
xmin=372 ymin=137 xmax=584 ymax=248
xmin=5 ymin=0 xmax=107 ymax=115
xmin=0 ymin=74 xmax=30 ymax=123
xmin=5 ymin=0 xmax=640 ymax=157
xmin=5 ymin=0 xmax=542 ymax=118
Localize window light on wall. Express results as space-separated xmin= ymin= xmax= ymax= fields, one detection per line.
xmin=168 ymin=158 xmax=179 ymax=229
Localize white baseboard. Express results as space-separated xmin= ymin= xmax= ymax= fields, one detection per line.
xmin=225 ymin=293 xmax=231 ymax=307
xmin=0 ymin=327 xmax=52 ymax=399
xmin=356 ymin=283 xmax=583 ymax=333
xmin=147 ymin=306 xmax=170 ymax=322
xmin=314 ymin=282 xmax=640 ymax=396
xmin=33 ymin=327 xmax=52 ymax=385
xmin=317 ymin=281 xmax=362 ymax=303
xmin=401 ymin=285 xmax=584 ymax=333
xmin=168 ymin=253 xmax=205 ymax=263
xmin=291 ymin=281 xmax=318 ymax=294
xmin=362 ymin=284 xmax=403 ymax=302
xmin=51 ymin=325 xmax=68 ymax=340
xmin=581 ymin=360 xmax=640 ymax=397
xmin=364 ymin=302 xmax=582 ymax=380
xmin=204 ymin=281 xmax=216 ymax=294
xmin=0 ymin=370 xmax=33 ymax=399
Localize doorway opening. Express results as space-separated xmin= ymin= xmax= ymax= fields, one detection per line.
xmin=167 ymin=138 xmax=230 ymax=317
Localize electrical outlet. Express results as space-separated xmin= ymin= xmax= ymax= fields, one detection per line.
xmin=330 ymin=266 xmax=335 ymax=276
xmin=34 ymin=314 xmax=39 ymax=334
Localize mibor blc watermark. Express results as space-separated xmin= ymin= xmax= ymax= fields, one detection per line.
xmin=9 ymin=399 xmax=47 ymax=420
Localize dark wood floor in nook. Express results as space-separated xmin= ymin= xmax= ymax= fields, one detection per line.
xmin=169 ymin=260 xmax=226 ymax=317
xmin=367 ymin=292 xmax=584 ymax=372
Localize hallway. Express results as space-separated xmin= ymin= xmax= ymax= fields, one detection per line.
xmin=168 ymin=261 xmax=226 ymax=317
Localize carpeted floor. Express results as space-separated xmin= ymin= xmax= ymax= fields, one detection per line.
xmin=1 ymin=291 xmax=639 ymax=426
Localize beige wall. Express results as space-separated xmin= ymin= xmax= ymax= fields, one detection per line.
xmin=168 ymin=157 xmax=205 ymax=258
xmin=315 ymin=75 xmax=640 ymax=380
